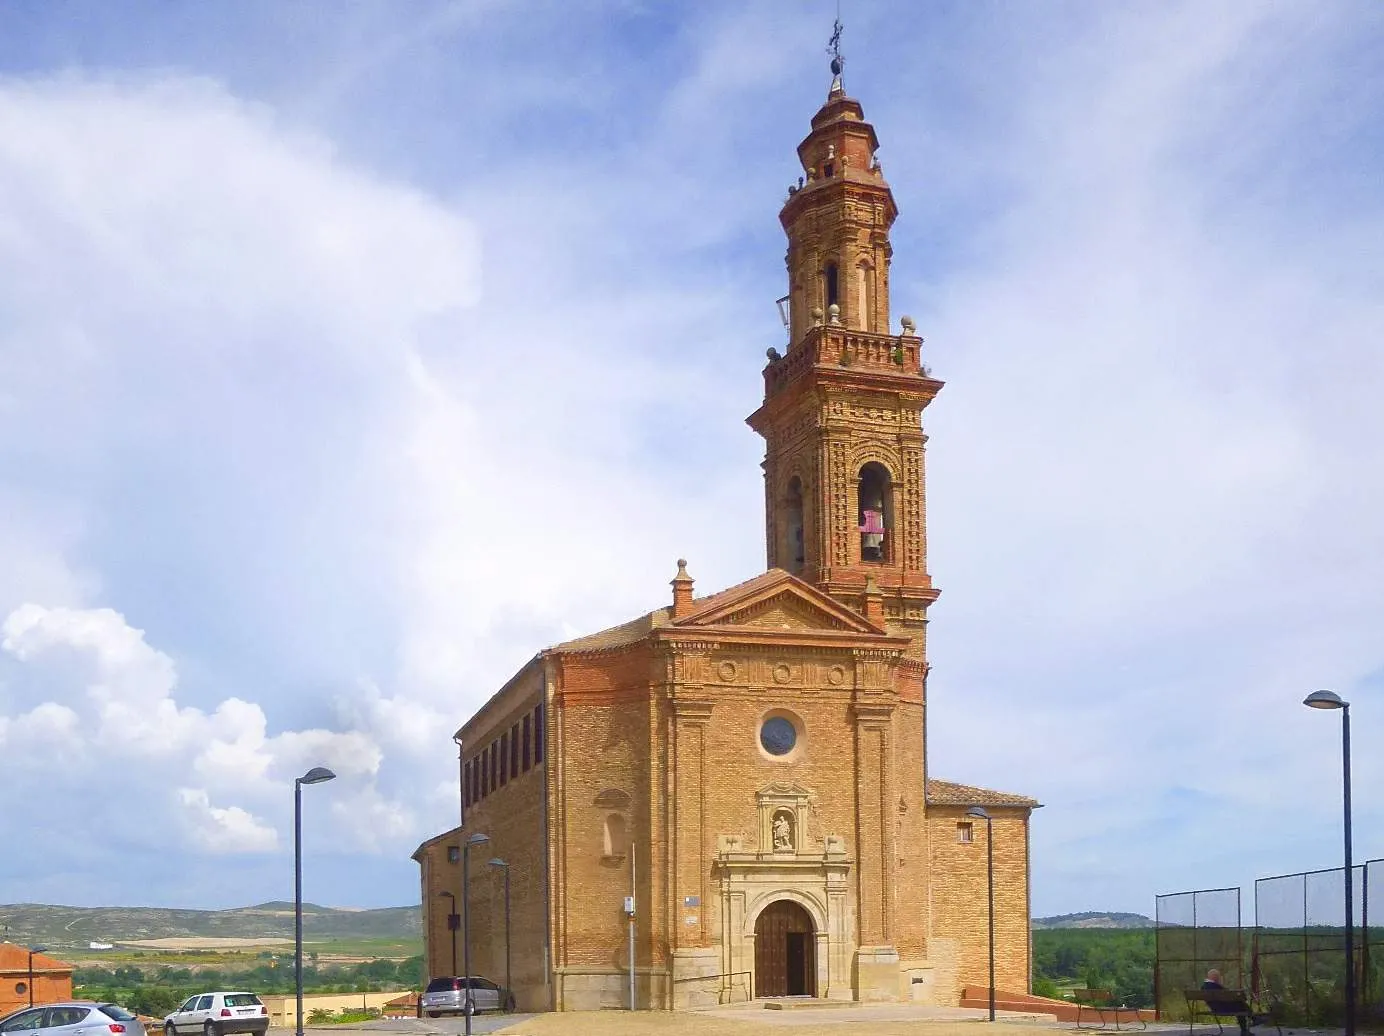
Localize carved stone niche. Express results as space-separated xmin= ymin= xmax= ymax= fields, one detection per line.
xmin=756 ymin=783 xmax=814 ymax=857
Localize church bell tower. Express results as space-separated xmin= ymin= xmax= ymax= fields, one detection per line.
xmin=747 ymin=62 xmax=942 ymax=661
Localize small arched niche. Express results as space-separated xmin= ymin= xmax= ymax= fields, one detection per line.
xmin=784 ymin=476 xmax=805 ymax=575
xmin=602 ymin=813 xmax=628 ymax=861
xmin=857 ymin=462 xmax=893 ymax=563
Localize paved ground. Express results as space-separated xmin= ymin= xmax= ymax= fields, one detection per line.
xmin=288 ymin=1005 xmax=1193 ymax=1036
xmin=288 ymin=1009 xmax=1322 ymax=1036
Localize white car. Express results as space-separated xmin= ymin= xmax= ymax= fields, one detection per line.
xmin=163 ymin=994 xmax=267 ymax=1036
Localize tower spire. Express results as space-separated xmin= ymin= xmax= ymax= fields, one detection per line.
xmin=827 ymin=6 xmax=844 ymax=94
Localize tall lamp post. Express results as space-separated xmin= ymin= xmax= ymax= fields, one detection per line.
xmin=461 ymin=832 xmax=490 ymax=1036
xmin=1304 ymin=689 xmax=1355 ymax=1036
xmin=27 ymin=945 xmax=47 ymax=1007
xmin=294 ymin=766 xmax=337 ymax=1036
xmin=966 ymin=807 xmax=996 ymax=1022
xmin=489 ymin=858 xmax=512 ymax=1012
xmin=436 ymin=890 xmax=459 ymax=975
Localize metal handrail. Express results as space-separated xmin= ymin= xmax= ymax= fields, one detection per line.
xmin=671 ymin=969 xmax=754 ymax=1002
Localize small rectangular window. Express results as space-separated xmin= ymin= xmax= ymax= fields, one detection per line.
xmin=522 ymin=715 xmax=532 ymax=771
xmin=490 ymin=741 xmax=498 ymax=788
xmin=481 ymin=748 xmax=489 ymax=798
xmin=462 ymin=760 xmax=471 ymax=808
xmin=534 ymin=704 xmax=544 ymax=764
xmin=499 ymin=733 xmax=508 ymax=787
xmin=510 ymin=723 xmax=520 ymax=779
xmin=957 ymin=822 xmax=974 ymax=844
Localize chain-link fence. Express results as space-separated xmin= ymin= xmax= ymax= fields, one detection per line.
xmin=1155 ymin=887 xmax=1243 ymax=1021
xmin=1252 ymin=864 xmax=1367 ymax=1027
xmin=1364 ymin=858 xmax=1383 ymax=1024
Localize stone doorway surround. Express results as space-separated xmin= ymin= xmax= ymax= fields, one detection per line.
xmin=712 ymin=783 xmax=854 ymax=1002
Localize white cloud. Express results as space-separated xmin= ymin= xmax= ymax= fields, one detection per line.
xmin=176 ymin=788 xmax=278 ymax=854
xmin=0 ymin=1 xmax=1380 ymax=913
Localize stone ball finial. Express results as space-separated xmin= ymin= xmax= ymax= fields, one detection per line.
xmin=827 ymin=303 xmax=841 ymax=325
xmin=766 ymin=347 xmax=781 ymax=362
xmin=900 ymin=315 xmax=917 ymax=335
xmin=676 ymin=558 xmax=688 ymax=572
xmin=811 ymin=306 xmax=824 ymax=326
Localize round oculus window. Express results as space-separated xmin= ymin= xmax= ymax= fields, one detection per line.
xmin=760 ymin=716 xmax=798 ymax=756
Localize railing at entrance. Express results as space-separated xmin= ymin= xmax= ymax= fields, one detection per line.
xmin=672 ymin=970 xmax=754 ymax=1004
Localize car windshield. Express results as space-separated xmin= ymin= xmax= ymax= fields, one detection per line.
xmin=222 ymin=996 xmax=260 ymax=1008
xmin=99 ymin=1006 xmax=138 ymax=1022
xmin=424 ymin=978 xmax=458 ymax=993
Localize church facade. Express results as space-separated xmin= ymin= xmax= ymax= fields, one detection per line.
xmin=413 ymin=69 xmax=1038 ymax=1013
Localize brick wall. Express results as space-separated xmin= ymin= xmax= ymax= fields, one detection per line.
xmin=927 ymin=806 xmax=1031 ymax=1002
xmin=422 ymin=662 xmax=551 ymax=1013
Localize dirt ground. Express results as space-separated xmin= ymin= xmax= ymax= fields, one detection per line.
xmin=492 ymin=1010 xmax=1068 ymax=1036
xmin=117 ymin=937 xmax=295 ymax=949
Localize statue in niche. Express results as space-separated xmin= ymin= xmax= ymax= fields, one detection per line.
xmin=772 ymin=811 xmax=794 ymax=852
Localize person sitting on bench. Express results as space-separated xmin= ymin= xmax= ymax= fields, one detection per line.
xmin=1202 ymin=970 xmax=1251 ymax=1035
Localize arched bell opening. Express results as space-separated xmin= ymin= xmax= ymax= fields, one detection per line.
xmin=857 ymin=461 xmax=894 ymax=563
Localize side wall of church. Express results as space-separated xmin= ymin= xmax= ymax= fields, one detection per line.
xmin=549 ymin=646 xmax=660 ymax=1010
xmin=444 ymin=665 xmax=549 ymax=1012
xmin=926 ymin=806 xmax=1032 ymax=1003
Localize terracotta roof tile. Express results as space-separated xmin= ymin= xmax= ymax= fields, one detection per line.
xmin=548 ymin=608 xmax=669 ymax=653
xmin=927 ymin=779 xmax=1040 ymax=809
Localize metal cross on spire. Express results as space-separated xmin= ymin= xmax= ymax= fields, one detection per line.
xmin=827 ymin=6 xmax=844 ymax=79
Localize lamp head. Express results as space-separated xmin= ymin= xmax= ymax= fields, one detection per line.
xmin=436 ymin=889 xmax=455 ymax=900
xmin=31 ymin=945 xmax=47 ymax=954
xmin=965 ymin=806 xmax=991 ymax=820
xmin=466 ymin=832 xmax=490 ymax=846
xmin=1303 ymin=689 xmax=1347 ymax=710
xmin=488 ymin=858 xmax=508 ymax=869
xmin=298 ymin=766 xmax=337 ymax=785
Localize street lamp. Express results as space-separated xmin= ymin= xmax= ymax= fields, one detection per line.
xmin=461 ymin=832 xmax=490 ymax=1036
xmin=294 ymin=766 xmax=336 ymax=1036
xmin=27 ymin=945 xmax=47 ymax=1007
xmin=489 ymin=858 xmax=512 ymax=1012
xmin=436 ymin=890 xmax=459 ymax=975
xmin=966 ymin=806 xmax=996 ymax=1023
xmin=1304 ymin=689 xmax=1355 ymax=1036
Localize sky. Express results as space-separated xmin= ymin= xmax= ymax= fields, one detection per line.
xmin=0 ymin=0 xmax=1381 ymax=922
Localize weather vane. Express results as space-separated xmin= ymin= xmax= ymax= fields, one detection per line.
xmin=827 ymin=6 xmax=844 ymax=79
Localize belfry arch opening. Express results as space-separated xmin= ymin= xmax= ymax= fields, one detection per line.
xmin=857 ymin=462 xmax=893 ymax=563
xmin=754 ymin=899 xmax=816 ymax=998
xmin=823 ymin=262 xmax=839 ymax=312
xmin=785 ymin=476 xmax=805 ymax=575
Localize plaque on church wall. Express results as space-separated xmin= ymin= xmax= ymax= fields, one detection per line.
xmin=684 ymin=895 xmax=700 ymax=907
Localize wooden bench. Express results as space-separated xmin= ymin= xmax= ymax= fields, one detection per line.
xmin=1072 ymin=988 xmax=1146 ymax=1031
xmin=1182 ymin=989 xmax=1281 ymax=1036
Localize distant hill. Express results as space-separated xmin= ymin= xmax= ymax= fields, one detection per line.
xmin=1033 ymin=911 xmax=1154 ymax=930
xmin=0 ymin=902 xmax=420 ymax=952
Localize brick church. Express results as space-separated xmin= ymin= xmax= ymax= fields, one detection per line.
xmin=413 ymin=60 xmax=1038 ymax=1013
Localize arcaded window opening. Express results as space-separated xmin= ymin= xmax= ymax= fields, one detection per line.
xmin=785 ymin=476 xmax=805 ymax=575
xmin=857 ymin=462 xmax=893 ymax=563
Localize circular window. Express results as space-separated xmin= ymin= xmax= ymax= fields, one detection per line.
xmin=760 ymin=716 xmax=798 ymax=756
xmin=14 ymin=982 xmax=26 ymax=994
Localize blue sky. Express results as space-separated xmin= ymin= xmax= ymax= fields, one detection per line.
xmin=0 ymin=0 xmax=1382 ymax=920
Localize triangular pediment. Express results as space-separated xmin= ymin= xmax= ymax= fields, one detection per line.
xmin=674 ymin=570 xmax=883 ymax=635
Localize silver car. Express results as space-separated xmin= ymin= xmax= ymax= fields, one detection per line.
xmin=0 ymin=1002 xmax=146 ymax=1036
xmin=419 ymin=976 xmax=511 ymax=1016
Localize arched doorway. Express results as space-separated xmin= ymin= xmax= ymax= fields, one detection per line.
xmin=754 ymin=900 xmax=816 ymax=998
